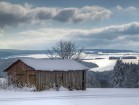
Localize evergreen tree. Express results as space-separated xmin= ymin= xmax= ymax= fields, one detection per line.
xmin=123 ymin=63 xmax=138 ymax=88
xmin=111 ymin=59 xmax=125 ymax=87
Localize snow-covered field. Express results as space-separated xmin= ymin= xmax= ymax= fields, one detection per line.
xmin=0 ymin=88 xmax=139 ymax=105
xmin=84 ymin=52 xmax=139 ymax=72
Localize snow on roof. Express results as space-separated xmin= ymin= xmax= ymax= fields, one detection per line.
xmin=20 ymin=58 xmax=89 ymax=71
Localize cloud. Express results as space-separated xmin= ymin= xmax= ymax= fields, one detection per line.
xmin=70 ymin=22 xmax=139 ymax=40
xmin=0 ymin=2 xmax=32 ymax=28
xmin=0 ymin=28 xmax=3 ymax=36
xmin=116 ymin=5 xmax=137 ymax=13
xmin=54 ymin=6 xmax=112 ymax=23
xmin=16 ymin=22 xmax=139 ymax=50
xmin=0 ymin=28 xmax=87 ymax=49
xmin=0 ymin=37 xmax=52 ymax=50
xmin=18 ymin=28 xmax=88 ymax=40
xmin=0 ymin=1 xmax=112 ymax=28
xmin=1 ymin=22 xmax=139 ymax=50
xmin=67 ymin=22 xmax=139 ymax=49
xmin=73 ymin=6 xmax=112 ymax=22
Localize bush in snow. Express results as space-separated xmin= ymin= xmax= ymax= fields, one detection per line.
xmin=0 ymin=78 xmax=8 ymax=89
xmin=0 ymin=78 xmax=36 ymax=91
xmin=6 ymin=84 xmax=36 ymax=92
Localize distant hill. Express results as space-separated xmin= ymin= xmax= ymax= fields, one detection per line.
xmin=0 ymin=49 xmax=136 ymax=58
xmin=0 ymin=49 xmax=46 ymax=58
xmin=84 ymin=49 xmax=135 ymax=54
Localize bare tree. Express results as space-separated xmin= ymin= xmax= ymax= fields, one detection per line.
xmin=47 ymin=40 xmax=84 ymax=61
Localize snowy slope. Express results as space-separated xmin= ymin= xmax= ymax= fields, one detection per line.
xmin=0 ymin=88 xmax=139 ymax=105
xmin=84 ymin=52 xmax=139 ymax=72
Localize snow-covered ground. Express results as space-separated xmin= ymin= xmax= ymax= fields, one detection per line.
xmin=0 ymin=88 xmax=139 ymax=105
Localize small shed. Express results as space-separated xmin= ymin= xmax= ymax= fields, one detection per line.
xmin=4 ymin=58 xmax=89 ymax=91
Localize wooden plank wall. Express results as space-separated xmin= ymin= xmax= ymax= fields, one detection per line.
xmin=35 ymin=70 xmax=86 ymax=91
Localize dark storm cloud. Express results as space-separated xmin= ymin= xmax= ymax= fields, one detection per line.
xmin=121 ymin=23 xmax=139 ymax=35
xmin=0 ymin=2 xmax=112 ymax=28
xmin=0 ymin=2 xmax=32 ymax=27
xmin=54 ymin=8 xmax=76 ymax=22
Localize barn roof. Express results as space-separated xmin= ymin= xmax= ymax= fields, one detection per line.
xmin=5 ymin=58 xmax=89 ymax=71
xmin=21 ymin=58 xmax=88 ymax=71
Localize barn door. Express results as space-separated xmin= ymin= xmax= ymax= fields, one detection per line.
xmin=55 ymin=72 xmax=63 ymax=88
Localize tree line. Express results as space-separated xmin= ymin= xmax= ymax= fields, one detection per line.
xmin=111 ymin=59 xmax=139 ymax=88
xmin=87 ymin=59 xmax=139 ymax=88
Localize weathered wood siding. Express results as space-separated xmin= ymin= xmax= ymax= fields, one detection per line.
xmin=36 ymin=70 xmax=86 ymax=91
xmin=6 ymin=60 xmax=87 ymax=91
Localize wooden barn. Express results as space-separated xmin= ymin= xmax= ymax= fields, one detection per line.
xmin=4 ymin=58 xmax=89 ymax=91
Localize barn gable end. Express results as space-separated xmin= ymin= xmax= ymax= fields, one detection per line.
xmin=4 ymin=59 xmax=35 ymax=72
xmin=4 ymin=60 xmax=36 ymax=86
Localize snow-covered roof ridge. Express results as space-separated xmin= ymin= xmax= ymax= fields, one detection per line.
xmin=19 ymin=58 xmax=89 ymax=71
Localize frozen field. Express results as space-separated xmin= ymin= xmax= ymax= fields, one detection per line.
xmin=84 ymin=52 xmax=139 ymax=72
xmin=0 ymin=88 xmax=139 ymax=105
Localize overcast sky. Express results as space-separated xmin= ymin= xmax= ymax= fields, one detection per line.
xmin=0 ymin=0 xmax=139 ymax=51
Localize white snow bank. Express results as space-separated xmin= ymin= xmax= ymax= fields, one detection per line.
xmin=0 ymin=78 xmax=8 ymax=89
xmin=84 ymin=59 xmax=116 ymax=72
xmin=49 ymin=86 xmax=69 ymax=91
xmin=0 ymin=88 xmax=139 ymax=105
